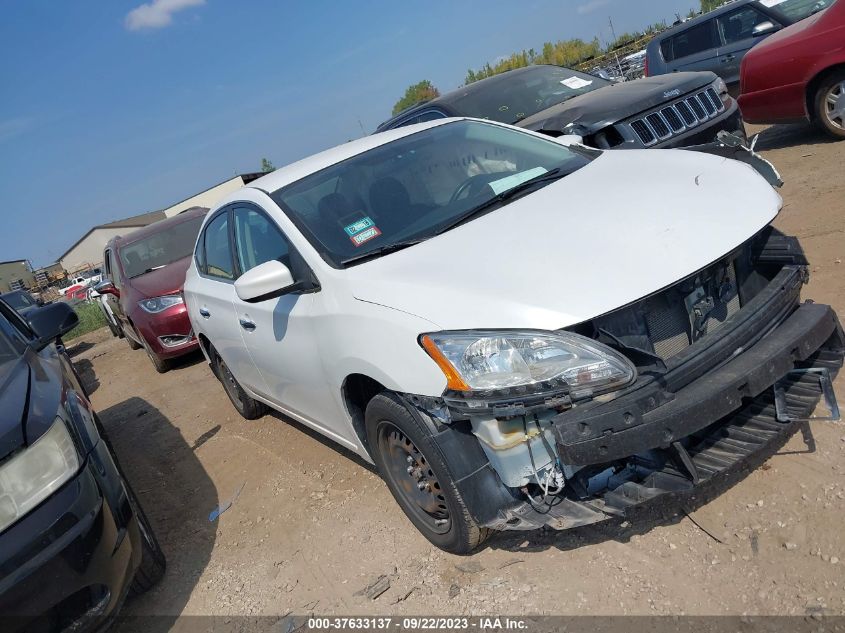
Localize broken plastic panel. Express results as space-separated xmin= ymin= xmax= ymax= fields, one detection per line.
xmin=773 ymin=368 xmax=840 ymax=423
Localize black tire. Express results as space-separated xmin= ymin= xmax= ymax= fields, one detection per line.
xmin=140 ymin=337 xmax=170 ymax=374
xmin=814 ymin=69 xmax=845 ymax=139
xmin=106 ymin=318 xmax=121 ymax=339
xmin=126 ymin=483 xmax=167 ymax=596
xmin=125 ymin=327 xmax=142 ymax=350
xmin=365 ymin=392 xmax=490 ymax=555
xmin=212 ymin=348 xmax=267 ymax=420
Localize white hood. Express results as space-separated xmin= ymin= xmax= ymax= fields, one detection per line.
xmin=345 ymin=149 xmax=781 ymax=331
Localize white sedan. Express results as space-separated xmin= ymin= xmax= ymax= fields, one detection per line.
xmin=184 ymin=117 xmax=842 ymax=553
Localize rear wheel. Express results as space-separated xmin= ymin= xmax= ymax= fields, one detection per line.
xmin=212 ymin=349 xmax=267 ymax=420
xmin=365 ymin=392 xmax=490 ymax=554
xmin=815 ymin=70 xmax=845 ymax=139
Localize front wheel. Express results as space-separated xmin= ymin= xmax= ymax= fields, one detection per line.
xmin=815 ymin=70 xmax=845 ymax=139
xmin=126 ymin=483 xmax=166 ymax=596
xmin=365 ymin=393 xmax=490 ymax=554
xmin=212 ymin=349 xmax=267 ymax=420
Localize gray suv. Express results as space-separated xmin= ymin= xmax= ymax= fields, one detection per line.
xmin=645 ymin=0 xmax=809 ymax=93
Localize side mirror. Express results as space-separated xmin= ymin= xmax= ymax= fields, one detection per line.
xmin=94 ymin=279 xmax=119 ymax=298
xmin=557 ymin=134 xmax=585 ymax=146
xmin=28 ymin=303 xmax=79 ymax=349
xmin=234 ymin=260 xmax=295 ymax=302
xmin=752 ymin=21 xmax=778 ymax=37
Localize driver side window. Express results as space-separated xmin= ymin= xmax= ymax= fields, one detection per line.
xmin=232 ymin=206 xmax=292 ymax=275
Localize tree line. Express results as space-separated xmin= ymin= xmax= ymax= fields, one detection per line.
xmin=390 ymin=0 xmax=718 ymax=116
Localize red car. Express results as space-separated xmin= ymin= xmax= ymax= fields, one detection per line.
xmin=738 ymin=0 xmax=845 ymax=138
xmin=95 ymin=207 xmax=208 ymax=372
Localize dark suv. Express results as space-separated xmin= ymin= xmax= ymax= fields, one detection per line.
xmin=96 ymin=207 xmax=208 ymax=373
xmin=377 ymin=65 xmax=745 ymax=150
xmin=0 ymin=299 xmax=164 ymax=631
xmin=645 ymin=0 xmax=832 ymax=92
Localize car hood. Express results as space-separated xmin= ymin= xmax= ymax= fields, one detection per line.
xmin=517 ymin=72 xmax=717 ymax=134
xmin=345 ymin=149 xmax=781 ymax=331
xmin=127 ymin=255 xmax=192 ymax=298
xmin=0 ymin=356 xmax=29 ymax=460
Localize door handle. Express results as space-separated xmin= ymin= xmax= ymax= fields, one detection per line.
xmin=239 ymin=318 xmax=256 ymax=331
xmin=199 ymin=307 xmax=211 ymax=319
xmin=722 ymin=54 xmax=736 ymax=62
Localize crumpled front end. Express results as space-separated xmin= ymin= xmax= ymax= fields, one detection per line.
xmin=415 ymin=227 xmax=844 ymax=532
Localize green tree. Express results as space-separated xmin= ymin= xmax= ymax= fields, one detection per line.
xmin=392 ymin=80 xmax=440 ymax=115
xmin=260 ymin=158 xmax=275 ymax=173
xmin=700 ymin=0 xmax=721 ymax=12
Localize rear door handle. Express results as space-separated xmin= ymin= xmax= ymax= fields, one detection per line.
xmin=239 ymin=318 xmax=256 ymax=331
xmin=722 ymin=54 xmax=736 ymax=62
xmin=199 ymin=307 xmax=211 ymax=318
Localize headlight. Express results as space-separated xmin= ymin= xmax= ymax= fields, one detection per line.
xmin=138 ymin=295 xmax=183 ymax=314
xmin=420 ymin=330 xmax=636 ymax=399
xmin=0 ymin=419 xmax=80 ymax=533
xmin=714 ymin=77 xmax=730 ymax=102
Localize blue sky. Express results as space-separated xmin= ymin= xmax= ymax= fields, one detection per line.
xmin=0 ymin=0 xmax=698 ymax=267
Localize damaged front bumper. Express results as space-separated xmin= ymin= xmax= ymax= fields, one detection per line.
xmin=422 ymin=265 xmax=844 ymax=533
xmin=484 ymin=304 xmax=843 ymax=531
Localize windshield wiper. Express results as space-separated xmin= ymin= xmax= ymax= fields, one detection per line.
xmin=340 ymin=240 xmax=425 ymax=266
xmin=130 ymin=265 xmax=167 ymax=278
xmin=435 ymin=167 xmax=568 ymax=235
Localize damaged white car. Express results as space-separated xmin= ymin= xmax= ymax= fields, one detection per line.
xmin=184 ymin=118 xmax=843 ymax=553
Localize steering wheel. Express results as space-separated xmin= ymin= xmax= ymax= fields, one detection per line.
xmin=449 ymin=173 xmax=506 ymax=204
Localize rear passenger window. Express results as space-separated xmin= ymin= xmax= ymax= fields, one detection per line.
xmin=668 ymin=20 xmax=718 ymax=60
xmin=203 ymin=212 xmax=235 ymax=280
xmin=233 ymin=207 xmax=291 ymax=275
xmin=416 ymin=110 xmax=447 ymax=123
xmin=717 ymin=7 xmax=773 ymax=44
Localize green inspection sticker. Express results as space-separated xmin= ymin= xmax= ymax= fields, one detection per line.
xmin=344 ymin=217 xmax=375 ymax=236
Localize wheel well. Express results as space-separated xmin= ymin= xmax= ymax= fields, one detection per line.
xmin=806 ymin=64 xmax=845 ymax=120
xmin=341 ymin=374 xmax=386 ymax=453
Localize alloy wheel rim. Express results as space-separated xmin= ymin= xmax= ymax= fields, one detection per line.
xmin=824 ymin=81 xmax=845 ymax=130
xmin=377 ymin=422 xmax=451 ymax=535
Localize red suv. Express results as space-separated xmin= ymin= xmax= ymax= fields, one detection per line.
xmin=96 ymin=207 xmax=208 ymax=372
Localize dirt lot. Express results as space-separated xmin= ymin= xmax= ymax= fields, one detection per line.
xmin=70 ymin=122 xmax=845 ymax=619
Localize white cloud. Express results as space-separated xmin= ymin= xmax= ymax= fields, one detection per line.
xmin=576 ymin=0 xmax=611 ymax=15
xmin=125 ymin=0 xmax=205 ymax=31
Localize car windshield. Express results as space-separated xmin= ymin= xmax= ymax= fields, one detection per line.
xmin=2 ymin=292 xmax=34 ymax=311
xmin=0 ymin=316 xmax=22 ymax=384
xmin=442 ymin=66 xmax=610 ymax=124
xmin=120 ymin=216 xmax=205 ymax=278
xmin=271 ymin=120 xmax=595 ymax=267
xmin=761 ymin=0 xmax=836 ymax=20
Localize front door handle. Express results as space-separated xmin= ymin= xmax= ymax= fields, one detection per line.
xmin=722 ymin=54 xmax=736 ymax=62
xmin=199 ymin=307 xmax=211 ymax=319
xmin=239 ymin=318 xmax=256 ymax=331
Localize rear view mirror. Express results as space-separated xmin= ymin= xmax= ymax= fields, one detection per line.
xmin=94 ymin=279 xmax=119 ymax=298
xmin=234 ymin=260 xmax=295 ymax=302
xmin=752 ymin=21 xmax=778 ymax=37
xmin=28 ymin=303 xmax=79 ymax=349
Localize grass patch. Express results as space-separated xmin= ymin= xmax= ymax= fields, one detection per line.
xmin=64 ymin=301 xmax=108 ymax=341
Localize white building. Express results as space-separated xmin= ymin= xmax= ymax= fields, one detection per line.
xmin=57 ymin=173 xmax=265 ymax=272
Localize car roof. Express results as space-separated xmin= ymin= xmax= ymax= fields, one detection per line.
xmin=376 ymin=66 xmax=575 ymax=131
xmin=243 ymin=117 xmax=470 ymax=196
xmin=653 ymin=0 xmax=758 ymax=40
xmin=108 ymin=206 xmax=209 ymax=250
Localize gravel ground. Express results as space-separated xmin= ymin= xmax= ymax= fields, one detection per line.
xmin=69 ymin=121 xmax=845 ymax=620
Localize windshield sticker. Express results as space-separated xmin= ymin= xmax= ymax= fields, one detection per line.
xmin=349 ymin=226 xmax=382 ymax=247
xmin=488 ymin=167 xmax=548 ymax=196
xmin=561 ymin=76 xmax=592 ymax=90
xmin=344 ymin=216 xmax=375 ymax=237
